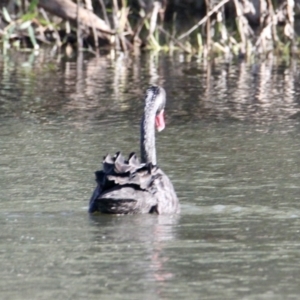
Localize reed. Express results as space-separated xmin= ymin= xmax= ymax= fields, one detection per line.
xmin=0 ymin=0 xmax=298 ymax=58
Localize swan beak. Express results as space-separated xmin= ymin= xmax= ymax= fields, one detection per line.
xmin=155 ymin=109 xmax=165 ymax=132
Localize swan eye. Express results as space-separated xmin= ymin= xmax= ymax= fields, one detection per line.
xmin=147 ymin=86 xmax=159 ymax=94
xmin=145 ymin=86 xmax=166 ymax=111
xmin=146 ymin=86 xmax=159 ymax=99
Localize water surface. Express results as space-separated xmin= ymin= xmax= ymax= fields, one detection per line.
xmin=1 ymin=52 xmax=300 ymax=299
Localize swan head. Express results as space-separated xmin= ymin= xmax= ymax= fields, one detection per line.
xmin=144 ymin=86 xmax=166 ymax=132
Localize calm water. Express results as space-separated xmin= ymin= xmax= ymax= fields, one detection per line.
xmin=1 ymin=51 xmax=300 ymax=299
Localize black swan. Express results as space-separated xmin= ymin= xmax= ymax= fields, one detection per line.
xmin=88 ymin=86 xmax=180 ymax=214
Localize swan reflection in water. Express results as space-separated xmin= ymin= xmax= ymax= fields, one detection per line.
xmin=89 ymin=214 xmax=180 ymax=291
xmin=89 ymin=86 xmax=180 ymax=215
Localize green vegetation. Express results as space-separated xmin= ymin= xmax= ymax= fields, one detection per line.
xmin=0 ymin=0 xmax=299 ymax=58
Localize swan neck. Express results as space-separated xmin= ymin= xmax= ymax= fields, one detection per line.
xmin=140 ymin=110 xmax=156 ymax=165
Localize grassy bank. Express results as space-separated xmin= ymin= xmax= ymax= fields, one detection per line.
xmin=0 ymin=0 xmax=299 ymax=58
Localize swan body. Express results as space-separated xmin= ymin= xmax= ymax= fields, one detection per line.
xmin=89 ymin=86 xmax=179 ymax=214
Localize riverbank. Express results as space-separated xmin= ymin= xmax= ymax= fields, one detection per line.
xmin=0 ymin=0 xmax=299 ymax=58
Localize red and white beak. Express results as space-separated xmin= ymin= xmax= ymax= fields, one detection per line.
xmin=155 ymin=109 xmax=165 ymax=132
